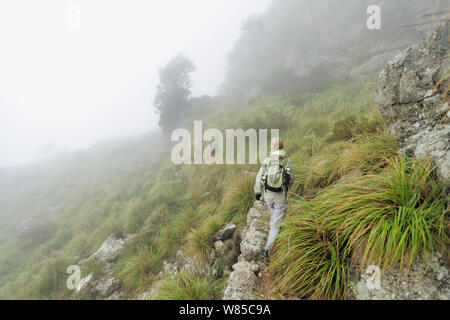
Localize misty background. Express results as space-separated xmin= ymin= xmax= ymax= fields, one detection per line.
xmin=0 ymin=0 xmax=447 ymax=300
xmin=0 ymin=0 xmax=271 ymax=167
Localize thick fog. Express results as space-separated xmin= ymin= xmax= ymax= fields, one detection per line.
xmin=0 ymin=0 xmax=271 ymax=167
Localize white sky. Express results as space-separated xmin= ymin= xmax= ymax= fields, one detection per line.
xmin=0 ymin=0 xmax=271 ymax=167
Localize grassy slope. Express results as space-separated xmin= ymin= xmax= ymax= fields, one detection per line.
xmin=0 ymin=78 xmax=447 ymax=299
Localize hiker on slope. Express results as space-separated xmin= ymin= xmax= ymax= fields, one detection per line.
xmin=254 ymin=137 xmax=294 ymax=260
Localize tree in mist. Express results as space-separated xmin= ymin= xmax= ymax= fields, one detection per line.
xmin=154 ymin=54 xmax=196 ymax=134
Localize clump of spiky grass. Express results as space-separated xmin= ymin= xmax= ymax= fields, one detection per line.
xmin=269 ymin=206 xmax=349 ymax=299
xmin=182 ymin=174 xmax=254 ymax=264
xmin=318 ymin=155 xmax=447 ymax=271
xmin=221 ymin=174 xmax=255 ymax=226
xmin=185 ymin=213 xmax=225 ymax=264
xmin=332 ymin=115 xmax=386 ymax=141
xmin=270 ymin=155 xmax=448 ymax=299
xmin=155 ymin=272 xmax=225 ymax=300
xmin=336 ymin=132 xmax=398 ymax=174
xmin=115 ymin=243 xmax=159 ymax=295
xmin=291 ymin=132 xmax=398 ymax=196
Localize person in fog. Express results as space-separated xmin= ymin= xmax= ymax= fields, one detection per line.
xmin=210 ymin=138 xmax=216 ymax=160
xmin=254 ymin=137 xmax=294 ymax=261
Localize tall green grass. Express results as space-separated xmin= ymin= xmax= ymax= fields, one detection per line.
xmin=290 ymin=132 xmax=398 ymax=196
xmin=270 ymin=154 xmax=448 ymax=299
xmin=155 ymin=272 xmax=225 ymax=300
xmin=220 ymin=174 xmax=255 ymax=226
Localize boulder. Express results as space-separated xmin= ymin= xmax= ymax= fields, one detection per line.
xmin=239 ymin=207 xmax=270 ymax=264
xmin=223 ymin=262 xmax=261 ymax=300
xmin=161 ymin=260 xmax=179 ymax=275
xmin=95 ymin=278 xmax=121 ymax=298
xmin=376 ymin=22 xmax=450 ymax=188
xmin=239 ymin=229 xmax=268 ymax=264
xmin=213 ymin=224 xmax=236 ymax=241
xmin=87 ymin=236 xmax=126 ymax=263
xmin=349 ymin=252 xmax=449 ymax=300
xmin=75 ymin=272 xmax=94 ymax=295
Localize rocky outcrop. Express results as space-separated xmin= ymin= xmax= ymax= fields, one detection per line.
xmin=76 ymin=234 xmax=134 ymax=299
xmin=75 ymin=273 xmax=122 ymax=299
xmin=213 ymin=223 xmax=236 ymax=242
xmin=223 ymin=201 xmax=270 ymax=300
xmin=349 ymin=252 xmax=449 ymax=300
xmin=75 ymin=273 xmax=94 ymax=295
xmin=83 ymin=235 xmax=127 ymax=264
xmin=137 ymin=224 xmax=242 ymax=300
xmin=376 ymin=22 xmax=450 ymax=188
xmin=347 ymin=22 xmax=450 ymax=301
xmin=224 ymin=262 xmax=262 ymax=300
xmin=95 ymin=278 xmax=122 ymax=298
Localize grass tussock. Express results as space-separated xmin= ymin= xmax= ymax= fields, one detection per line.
xmin=291 ymin=132 xmax=398 ymax=196
xmin=221 ymin=174 xmax=255 ymax=226
xmin=185 ymin=214 xmax=225 ymax=264
xmin=155 ymin=272 xmax=225 ymax=300
xmin=270 ymin=155 xmax=448 ymax=299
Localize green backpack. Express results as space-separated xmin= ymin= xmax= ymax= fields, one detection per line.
xmin=261 ymin=150 xmax=289 ymax=192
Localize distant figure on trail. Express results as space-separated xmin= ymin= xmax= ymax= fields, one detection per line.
xmin=254 ymin=137 xmax=294 ymax=261
xmin=204 ymin=138 xmax=216 ymax=163
xmin=210 ymin=139 xmax=216 ymax=160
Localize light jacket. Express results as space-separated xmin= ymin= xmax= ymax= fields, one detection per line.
xmin=254 ymin=151 xmax=294 ymax=203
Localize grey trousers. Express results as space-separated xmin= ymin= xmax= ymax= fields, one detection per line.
xmin=264 ymin=200 xmax=286 ymax=252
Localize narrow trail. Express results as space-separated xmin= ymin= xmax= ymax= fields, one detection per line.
xmin=223 ymin=200 xmax=271 ymax=300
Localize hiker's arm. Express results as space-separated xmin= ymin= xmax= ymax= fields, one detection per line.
xmin=288 ymin=160 xmax=295 ymax=186
xmin=254 ymin=166 xmax=264 ymax=194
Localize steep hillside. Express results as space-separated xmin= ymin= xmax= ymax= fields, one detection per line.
xmin=0 ymin=77 xmax=381 ymax=299
xmin=1 ymin=67 xmax=447 ymax=300
xmin=222 ymin=0 xmax=449 ymax=98
xmin=0 ymin=131 xmax=165 ymax=297
xmin=0 ymin=2 xmax=447 ymax=301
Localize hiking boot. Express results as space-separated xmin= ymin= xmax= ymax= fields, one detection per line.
xmin=262 ymin=249 xmax=270 ymax=263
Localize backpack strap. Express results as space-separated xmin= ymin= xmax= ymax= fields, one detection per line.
xmin=265 ymin=185 xmax=283 ymax=193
